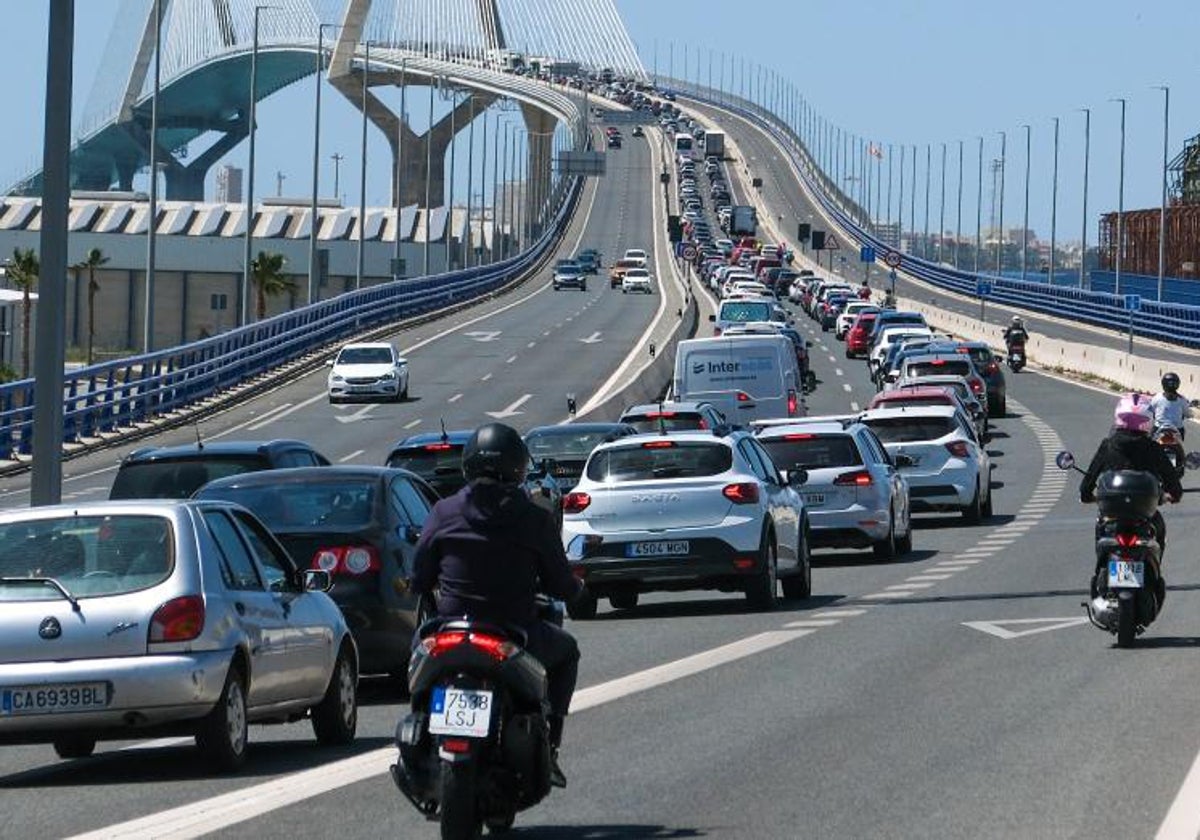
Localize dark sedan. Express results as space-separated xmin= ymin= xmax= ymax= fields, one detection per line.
xmin=194 ymin=466 xmax=436 ymax=676
xmin=384 ymin=430 xmax=563 ymax=527
xmin=523 ymin=422 xmax=638 ymax=492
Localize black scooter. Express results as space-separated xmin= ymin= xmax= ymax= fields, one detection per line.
xmin=391 ymin=597 xmax=564 ymax=839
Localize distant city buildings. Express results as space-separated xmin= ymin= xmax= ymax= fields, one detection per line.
xmin=215 ymin=165 xmax=243 ymax=204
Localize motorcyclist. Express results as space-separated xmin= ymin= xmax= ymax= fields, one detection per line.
xmin=411 ymin=422 xmax=584 ymax=788
xmin=1150 ymin=372 xmax=1193 ymax=440
xmin=1002 ymin=316 xmax=1029 ymax=349
xmin=857 ymin=280 xmax=871 ymax=300
xmin=1079 ymin=393 xmax=1182 ymax=557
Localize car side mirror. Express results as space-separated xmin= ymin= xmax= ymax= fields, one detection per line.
xmin=302 ymin=569 xmax=333 ymax=592
xmin=1055 ymin=451 xmax=1075 ymax=471
xmin=708 ymin=314 xmax=716 ymax=322
xmin=324 ymin=359 xmax=334 ymax=367
xmin=786 ymin=467 xmax=808 ymax=486
xmin=893 ymin=454 xmax=915 ymax=468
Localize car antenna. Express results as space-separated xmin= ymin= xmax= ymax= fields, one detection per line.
xmin=193 ymin=421 xmax=204 ymax=450
xmin=658 ymin=400 xmax=667 ymax=436
xmin=440 ymin=418 xmax=448 ymax=443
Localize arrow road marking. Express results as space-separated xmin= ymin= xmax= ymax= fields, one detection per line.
xmin=334 ymin=405 xmax=375 ymax=424
xmin=579 ymin=331 xmax=604 ymax=344
xmin=486 ymin=393 xmax=532 ymax=419
xmin=463 ymin=330 xmax=502 ymax=342
xmin=962 ymin=617 xmax=1090 ymax=640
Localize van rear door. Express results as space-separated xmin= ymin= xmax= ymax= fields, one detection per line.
xmin=677 ymin=337 xmax=798 ymax=420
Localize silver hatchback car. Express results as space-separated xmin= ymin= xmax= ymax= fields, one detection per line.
xmin=0 ymin=501 xmax=358 ymax=771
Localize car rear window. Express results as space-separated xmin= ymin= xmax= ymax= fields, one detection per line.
xmin=0 ymin=514 xmax=174 ymax=600
xmin=761 ymin=435 xmax=862 ymax=470
xmin=863 ymin=417 xmax=957 ymax=443
xmin=719 ymin=301 xmax=772 ymax=323
xmin=110 ymin=456 xmax=268 ymax=499
xmin=877 ymin=396 xmax=951 ymax=410
xmin=197 ymin=480 xmax=377 ymax=529
xmin=586 ymin=443 xmax=732 ymax=482
xmin=526 ymin=431 xmax=616 ymax=459
xmin=385 ymin=445 xmax=464 ymax=479
xmin=622 ymin=414 xmax=707 ymax=433
xmin=908 ymin=360 xmax=971 ymax=378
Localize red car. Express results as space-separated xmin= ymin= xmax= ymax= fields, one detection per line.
xmin=845 ymin=312 xmax=879 ymax=359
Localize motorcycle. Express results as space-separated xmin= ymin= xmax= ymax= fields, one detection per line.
xmin=1153 ymin=423 xmax=1186 ymax=479
xmin=1056 ymin=450 xmax=1200 ymax=647
xmin=391 ymin=596 xmax=564 ymax=839
xmin=1005 ymin=340 xmax=1026 ymax=373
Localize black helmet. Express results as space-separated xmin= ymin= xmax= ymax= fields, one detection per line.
xmin=1162 ymin=372 xmax=1181 ymax=393
xmin=462 ymin=423 xmax=529 ymax=484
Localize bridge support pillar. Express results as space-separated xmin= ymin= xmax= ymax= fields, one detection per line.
xmin=521 ymin=103 xmax=557 ymax=242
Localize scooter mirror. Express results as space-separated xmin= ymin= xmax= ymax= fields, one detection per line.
xmin=1185 ymin=451 xmax=1200 ymax=471
xmin=1055 ymin=451 xmax=1075 ymax=471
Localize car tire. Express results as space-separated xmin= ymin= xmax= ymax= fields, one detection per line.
xmin=963 ymin=481 xmax=983 ymax=524
xmin=780 ymin=527 xmax=812 ymax=600
xmin=196 ymin=663 xmax=248 ymax=772
xmin=622 ymin=289 xmax=627 ymax=294
xmin=566 ymin=589 xmax=598 ymax=621
xmin=982 ymin=484 xmax=994 ymax=519
xmin=609 ymin=591 xmax=638 ymax=610
xmin=896 ymin=513 xmax=914 ymax=555
xmin=1000 ymin=398 xmax=1008 ymax=418
xmin=312 ymin=644 xmax=358 ymax=746
xmin=53 ymin=735 xmax=96 ymax=759
xmin=872 ymin=513 xmax=898 ymax=560
xmin=745 ymin=532 xmax=779 ymax=611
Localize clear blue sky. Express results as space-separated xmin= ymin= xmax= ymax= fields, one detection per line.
xmin=3 ymin=0 xmax=1196 ymax=244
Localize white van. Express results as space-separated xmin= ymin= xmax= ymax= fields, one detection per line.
xmin=674 ymin=334 xmax=804 ymax=423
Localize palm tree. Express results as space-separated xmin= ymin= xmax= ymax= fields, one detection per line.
xmin=250 ymin=251 xmax=294 ymax=321
xmin=8 ymin=248 xmax=39 ymax=379
xmin=76 ymin=247 xmax=109 ymax=365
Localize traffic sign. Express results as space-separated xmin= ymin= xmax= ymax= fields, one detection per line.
xmin=976 ymin=280 xmax=993 ymax=298
xmin=860 ymin=245 xmax=875 ymax=263
xmin=681 ymin=244 xmax=698 ymax=261
xmin=884 ymin=250 xmax=902 ymax=268
xmin=1124 ymin=294 xmax=1142 ymax=312
xmin=826 ymin=236 xmax=840 ymax=251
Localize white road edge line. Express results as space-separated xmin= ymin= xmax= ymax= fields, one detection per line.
xmin=337 ymin=450 xmax=364 ymax=463
xmin=1156 ymin=744 xmax=1200 ymax=840
xmin=66 ymin=630 xmax=812 ymax=840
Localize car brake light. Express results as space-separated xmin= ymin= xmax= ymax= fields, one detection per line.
xmin=642 ymin=440 xmax=676 ymax=449
xmin=736 ymin=391 xmax=752 ymax=403
xmin=723 ymin=482 xmax=760 ymax=504
xmin=310 ymin=546 xmax=381 ymax=575
xmin=423 ymin=443 xmax=454 ymax=451
xmin=969 ymin=379 xmax=984 ymax=394
xmin=783 ymin=433 xmax=814 ymax=440
xmin=149 ymin=595 xmax=205 ymax=643
xmin=645 ymin=411 xmax=676 ymax=419
xmin=563 ymin=492 xmax=591 ymax=514
xmin=985 ymin=361 xmax=999 ymax=374
xmin=944 ymin=441 xmax=970 ymax=458
xmin=833 ymin=470 xmax=873 ymax=486
xmin=930 ymin=359 xmax=946 ymax=366
xmin=787 ymin=390 xmax=798 ymax=416
xmin=1115 ymin=532 xmax=1140 ymax=549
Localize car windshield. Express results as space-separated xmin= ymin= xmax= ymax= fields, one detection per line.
xmin=526 ymin=430 xmax=615 ymax=460
xmin=863 ymin=417 xmax=956 ymax=443
xmin=719 ymin=301 xmax=772 ymax=323
xmin=337 ymin=347 xmax=393 ymax=364
xmin=586 ymin=443 xmax=732 ymax=482
xmin=110 ymin=455 xmax=267 ymax=499
xmin=386 ymin=445 xmax=464 ymax=479
xmin=761 ymin=435 xmax=862 ymax=470
xmin=197 ymin=480 xmax=377 ymax=529
xmin=0 ymin=514 xmax=174 ymax=601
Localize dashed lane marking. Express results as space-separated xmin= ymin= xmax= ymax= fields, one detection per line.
xmin=481 ymin=373 xmax=493 ymax=381
xmin=447 ymin=393 xmax=463 ymax=403
xmin=843 ymin=384 xmax=852 ymax=392
xmin=506 ymin=355 xmax=518 ymax=364
xmin=337 ymin=450 xmax=364 ymax=463
xmin=403 ymin=419 xmax=421 ymax=429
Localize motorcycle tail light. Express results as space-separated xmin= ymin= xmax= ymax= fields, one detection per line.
xmin=422 ymin=630 xmax=467 ymax=656
xmin=441 ymin=738 xmax=472 ymax=754
xmin=467 ymin=632 xmax=519 ymax=662
xmin=1115 ymin=532 xmax=1140 ymax=549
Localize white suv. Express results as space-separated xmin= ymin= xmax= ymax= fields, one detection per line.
xmin=326 ymin=342 xmax=408 ymax=404
xmin=561 ymin=430 xmax=811 ymax=617
xmin=858 ymin=405 xmax=993 ymax=523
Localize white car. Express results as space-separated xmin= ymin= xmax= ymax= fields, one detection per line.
xmin=621 ymin=268 xmax=654 ymax=294
xmin=836 ymin=301 xmax=879 ymax=339
xmin=326 ymin=342 xmax=409 ymax=404
xmin=869 ymin=327 xmax=934 ymax=374
xmin=757 ymin=420 xmax=913 ymax=558
xmin=561 ymin=430 xmax=811 ymax=617
xmin=622 ymin=248 xmax=649 ymax=268
xmin=858 ymin=405 xmax=993 ymax=522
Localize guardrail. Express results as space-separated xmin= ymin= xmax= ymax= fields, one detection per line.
xmin=0 ymin=176 xmax=584 ymax=460
xmin=665 ymin=79 xmax=1200 ymax=349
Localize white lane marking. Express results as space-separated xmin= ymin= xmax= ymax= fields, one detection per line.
xmin=337 ymin=450 xmax=364 ymax=463
xmin=486 ymin=394 xmax=533 ymax=420
xmin=246 ymin=393 xmax=329 ymax=431
xmin=906 ymin=574 xmax=955 ymax=582
xmin=812 ymin=609 xmax=869 ymax=618
xmin=828 ymin=355 xmax=837 ymax=363
xmin=333 ymin=404 xmax=375 ymax=425
xmin=542 ymin=330 xmax=551 ymax=337
xmin=481 ymin=373 xmax=493 ymax=382
xmin=118 ymin=736 xmax=193 ymax=752
xmin=1156 ymin=744 xmax=1200 ymax=839
xmin=527 ymin=341 xmax=537 ymax=348
xmin=834 ymin=368 xmax=844 ymax=377
xmin=886 ymin=583 xmax=934 ymax=591
xmin=402 ymin=418 xmax=421 ymax=429
xmin=862 ymin=591 xmax=914 ymax=600
xmin=850 ymin=401 xmax=860 ymax=411
xmin=949 ymin=557 xmax=984 ymax=564
xmin=506 ymin=355 xmax=518 ymax=364
xmin=962 ymin=617 xmax=1090 ymax=640
xmin=68 ymin=630 xmax=812 ymax=840
xmin=447 ymin=393 xmax=463 ymax=403
xmin=782 ymin=619 xmax=841 ymax=628
xmin=842 ymin=384 xmax=852 ymax=392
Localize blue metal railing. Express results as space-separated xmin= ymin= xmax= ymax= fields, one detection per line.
xmin=0 ymin=177 xmax=583 ymax=460
xmin=670 ymin=81 xmax=1200 ymax=349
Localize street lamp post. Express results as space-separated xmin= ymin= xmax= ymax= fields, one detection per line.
xmin=898 ymin=144 xmax=905 ymax=250
xmin=394 ymin=57 xmax=406 ymax=278
xmin=1049 ymin=117 xmax=1059 ymax=285
xmin=144 ymin=0 xmax=161 ymax=352
xmin=938 ymin=143 xmax=946 ymax=264
xmin=1112 ymin=97 xmax=1126 ymax=295
xmin=465 ymin=96 xmax=477 ymax=268
xmin=1155 ymin=85 xmax=1170 ymax=300
xmin=975 ymin=137 xmax=983 ymax=273
xmin=445 ymin=88 xmax=459 ymax=271
xmin=356 ymin=40 xmax=372 ymax=290
xmin=923 ymin=144 xmax=931 ymax=261
xmin=996 ymin=130 xmax=1006 ymax=275
xmin=1021 ymin=124 xmax=1031 ymax=281
xmin=1079 ymin=108 xmax=1090 ymax=288
xmin=955 ymin=140 xmax=963 ymax=269
xmin=423 ymin=79 xmax=435 ymax=275
xmin=243 ymin=5 xmax=279 ymax=326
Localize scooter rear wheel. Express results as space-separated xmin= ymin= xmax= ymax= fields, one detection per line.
xmin=440 ymin=761 xmax=481 ymax=840
xmin=1116 ymin=594 xmax=1137 ymax=648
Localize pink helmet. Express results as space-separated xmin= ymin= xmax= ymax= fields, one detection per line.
xmin=1113 ymin=392 xmax=1153 ymax=433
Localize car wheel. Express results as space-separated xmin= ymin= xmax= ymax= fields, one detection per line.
xmin=609 ymin=591 xmax=639 ymax=610
xmin=982 ymin=483 xmax=994 ymax=519
xmin=196 ymin=663 xmax=248 ymax=771
xmin=963 ymin=481 xmax=983 ymax=524
xmin=896 ymin=512 xmax=914 ymax=555
xmin=312 ymin=644 xmax=358 ymax=746
xmin=399 ymin=381 xmax=409 ymax=401
xmin=872 ymin=512 xmax=898 ymax=560
xmin=622 ymin=288 xmax=627 ymax=294
xmin=781 ymin=526 xmax=812 ymax=600
xmin=566 ymin=589 xmax=598 ymax=620
xmin=328 ymin=395 xmax=339 ymax=405
xmin=53 ymin=735 xmax=96 ymax=759
xmin=745 ymin=531 xmax=779 ymax=611
xmin=1000 ymin=398 xmax=1008 ymax=418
